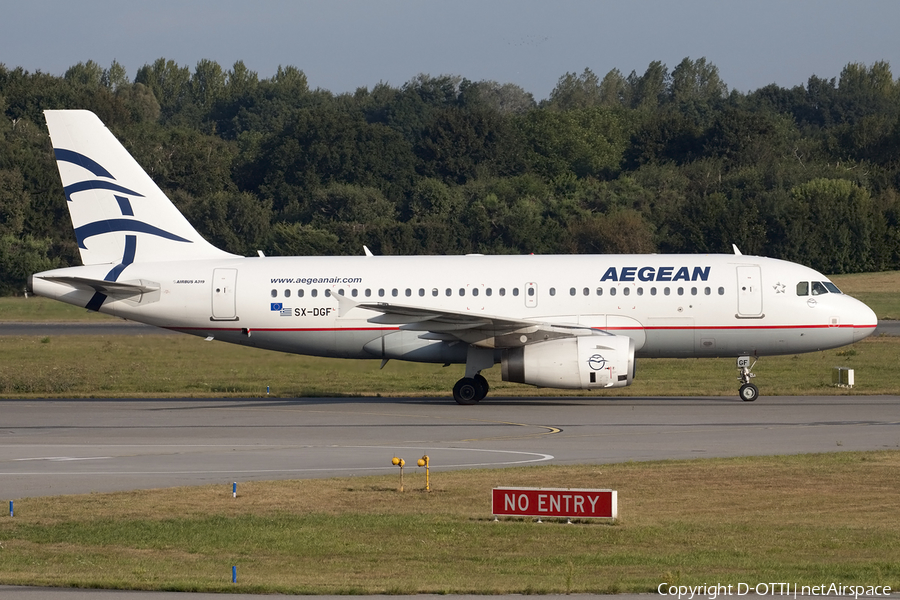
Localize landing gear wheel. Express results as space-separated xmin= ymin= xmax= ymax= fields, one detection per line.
xmin=453 ymin=378 xmax=481 ymax=405
xmin=739 ymin=383 xmax=759 ymax=402
xmin=473 ymin=374 xmax=489 ymax=401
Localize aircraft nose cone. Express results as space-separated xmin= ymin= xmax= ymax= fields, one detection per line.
xmin=852 ymin=300 xmax=878 ymax=342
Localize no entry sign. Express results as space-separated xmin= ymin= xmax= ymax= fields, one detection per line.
xmin=492 ymin=487 xmax=617 ymax=519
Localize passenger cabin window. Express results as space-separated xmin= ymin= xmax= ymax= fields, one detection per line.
xmin=298 ymin=289 xmax=305 ymax=298
xmin=270 ymin=289 xmax=277 ymax=298
xmin=549 ymin=288 xmax=556 ymax=296
xmin=472 ymin=288 xmax=479 ymax=296
xmin=610 ymin=288 xmax=617 ymax=296
xmin=311 ymin=289 xmax=318 ymax=298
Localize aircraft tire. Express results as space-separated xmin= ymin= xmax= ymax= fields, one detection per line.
xmin=739 ymin=383 xmax=759 ymax=402
xmin=453 ymin=378 xmax=481 ymax=405
xmin=473 ymin=374 xmax=489 ymax=401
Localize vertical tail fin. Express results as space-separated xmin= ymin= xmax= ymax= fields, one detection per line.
xmin=45 ymin=110 xmax=237 ymax=265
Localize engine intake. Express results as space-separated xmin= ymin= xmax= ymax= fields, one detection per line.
xmin=501 ymin=335 xmax=635 ymax=389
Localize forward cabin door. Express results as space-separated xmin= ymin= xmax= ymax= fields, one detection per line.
xmin=736 ymin=265 xmax=763 ymax=317
xmin=211 ymin=268 xmax=239 ymax=321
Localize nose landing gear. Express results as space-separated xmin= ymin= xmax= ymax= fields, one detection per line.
xmin=737 ymin=355 xmax=759 ymax=402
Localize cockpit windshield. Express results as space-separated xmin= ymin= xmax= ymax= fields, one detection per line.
xmin=797 ymin=281 xmax=842 ymax=296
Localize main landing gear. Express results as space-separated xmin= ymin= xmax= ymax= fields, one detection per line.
xmin=737 ymin=355 xmax=759 ymax=402
xmin=452 ymin=374 xmax=489 ymax=405
xmin=453 ymin=346 xmax=494 ymax=405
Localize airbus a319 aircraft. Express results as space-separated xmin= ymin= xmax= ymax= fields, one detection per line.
xmin=29 ymin=110 xmax=878 ymax=404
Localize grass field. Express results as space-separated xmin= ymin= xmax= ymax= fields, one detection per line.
xmin=829 ymin=271 xmax=900 ymax=320
xmin=0 ymin=333 xmax=897 ymax=398
xmin=1 ymin=452 xmax=898 ymax=593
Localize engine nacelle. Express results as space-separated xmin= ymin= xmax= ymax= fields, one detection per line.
xmin=501 ymin=335 xmax=635 ymax=390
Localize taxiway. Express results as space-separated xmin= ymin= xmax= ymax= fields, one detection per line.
xmin=2 ymin=395 xmax=898 ymax=499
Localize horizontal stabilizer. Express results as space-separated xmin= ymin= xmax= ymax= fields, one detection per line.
xmin=37 ymin=275 xmax=159 ymax=297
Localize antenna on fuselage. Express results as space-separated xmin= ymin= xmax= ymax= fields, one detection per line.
xmin=732 ymin=244 xmax=743 ymax=256
xmin=363 ymin=245 xmax=374 ymax=257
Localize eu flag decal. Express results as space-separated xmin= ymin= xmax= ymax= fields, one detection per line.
xmin=270 ymin=303 xmax=283 ymax=311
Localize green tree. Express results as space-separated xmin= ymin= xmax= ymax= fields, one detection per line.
xmin=181 ymin=190 xmax=272 ymax=255
xmin=547 ymin=68 xmax=602 ymax=110
xmin=102 ymin=60 xmax=130 ymax=91
xmin=627 ymin=61 xmax=669 ymax=110
xmin=135 ymin=58 xmax=191 ymax=120
xmin=518 ymin=107 xmax=630 ymax=179
xmin=772 ymin=178 xmax=876 ymax=273
xmin=0 ymin=234 xmax=55 ymax=295
xmin=190 ymin=59 xmax=226 ymax=113
xmin=264 ymin=222 xmax=341 ymax=256
xmin=64 ymin=61 xmax=104 ymax=87
xmin=598 ymin=69 xmax=629 ymax=107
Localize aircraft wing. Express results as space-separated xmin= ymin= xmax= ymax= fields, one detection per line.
xmin=337 ymin=294 xmax=597 ymax=348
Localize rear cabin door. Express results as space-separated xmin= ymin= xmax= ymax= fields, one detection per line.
xmin=211 ymin=268 xmax=239 ymax=321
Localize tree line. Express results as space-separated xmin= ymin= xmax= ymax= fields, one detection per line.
xmin=1 ymin=57 xmax=899 ymax=294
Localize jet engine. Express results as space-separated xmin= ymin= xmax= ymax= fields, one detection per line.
xmin=501 ymin=334 xmax=635 ymax=389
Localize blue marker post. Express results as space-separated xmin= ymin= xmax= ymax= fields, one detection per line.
xmin=232 ymin=482 xmax=237 ymax=498
xmin=232 ymin=566 xmax=236 ymax=583
xmin=266 ymin=385 xmax=270 ymax=395
xmin=8 ymin=501 xmax=12 ymax=517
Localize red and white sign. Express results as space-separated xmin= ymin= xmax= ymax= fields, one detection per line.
xmin=492 ymin=487 xmax=617 ymax=519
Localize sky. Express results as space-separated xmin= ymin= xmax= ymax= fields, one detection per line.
xmin=3 ymin=0 xmax=899 ymax=100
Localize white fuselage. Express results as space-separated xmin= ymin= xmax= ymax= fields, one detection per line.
xmin=32 ymin=253 xmax=878 ymax=364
